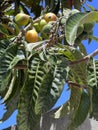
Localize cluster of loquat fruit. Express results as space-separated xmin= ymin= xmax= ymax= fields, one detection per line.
xmin=15 ymin=11 xmax=94 ymax=45
xmin=15 ymin=12 xmax=57 ymax=43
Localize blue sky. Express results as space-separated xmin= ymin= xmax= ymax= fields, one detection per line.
xmin=0 ymin=1 xmax=98 ymax=129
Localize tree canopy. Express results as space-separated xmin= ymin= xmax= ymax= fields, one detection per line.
xmin=0 ymin=0 xmax=98 ymax=130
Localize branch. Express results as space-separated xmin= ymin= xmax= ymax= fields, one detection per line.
xmin=14 ymin=49 xmax=98 ymax=70
xmin=66 ymin=80 xmax=86 ymax=88
xmin=69 ymin=49 xmax=98 ymax=66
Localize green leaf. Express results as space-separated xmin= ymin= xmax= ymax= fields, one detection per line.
xmin=0 ymin=44 xmax=18 ymax=93
xmin=69 ymin=63 xmax=87 ymax=86
xmin=89 ymin=35 xmax=98 ymax=42
xmin=1 ymin=70 xmax=22 ymax=122
xmin=65 ymin=11 xmax=98 ymax=45
xmin=8 ymin=50 xmax=25 ymax=70
xmin=29 ymin=50 xmax=68 ymax=116
xmin=86 ymin=59 xmax=98 ymax=119
xmin=78 ymin=43 xmax=87 ymax=56
xmin=17 ymin=49 xmax=69 ymax=130
xmin=68 ymin=91 xmax=90 ymax=130
xmin=0 ymin=72 xmax=11 ymax=98
xmin=34 ymin=56 xmax=68 ymax=114
xmin=0 ymin=39 xmax=10 ymax=59
xmin=87 ymin=59 xmax=98 ymax=88
xmin=3 ymin=70 xmax=17 ymax=103
xmin=57 ymin=45 xmax=88 ymax=85
xmin=17 ymin=75 xmax=38 ymax=130
xmin=54 ymin=87 xmax=83 ymax=118
xmin=92 ymin=88 xmax=98 ymax=120
xmin=26 ymin=41 xmax=45 ymax=52
xmin=1 ymin=92 xmax=19 ymax=122
xmin=17 ymin=56 xmax=46 ymax=130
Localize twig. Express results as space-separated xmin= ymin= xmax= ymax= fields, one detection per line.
xmin=14 ymin=65 xmax=27 ymax=70
xmin=66 ymin=80 xmax=86 ymax=88
xmin=58 ymin=34 xmax=65 ymax=40
xmin=69 ymin=49 xmax=98 ymax=66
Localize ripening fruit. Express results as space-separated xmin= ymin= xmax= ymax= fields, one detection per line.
xmin=84 ymin=23 xmax=94 ymax=33
xmin=15 ymin=13 xmax=30 ymax=27
xmin=39 ymin=19 xmax=47 ymax=30
xmin=25 ymin=30 xmax=38 ymax=43
xmin=44 ymin=12 xmax=57 ymax=23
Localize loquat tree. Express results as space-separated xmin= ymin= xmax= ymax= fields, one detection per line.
xmin=0 ymin=0 xmax=98 ymax=130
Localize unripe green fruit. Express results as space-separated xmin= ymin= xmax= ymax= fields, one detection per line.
xmin=77 ymin=24 xmax=84 ymax=36
xmin=42 ymin=24 xmax=53 ymax=33
xmin=33 ymin=22 xmax=40 ymax=32
xmin=41 ymin=23 xmax=53 ymax=39
xmin=39 ymin=19 xmax=47 ymax=30
xmin=15 ymin=13 xmax=30 ymax=27
xmin=84 ymin=23 xmax=94 ymax=33
xmin=60 ymin=18 xmax=67 ymax=25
